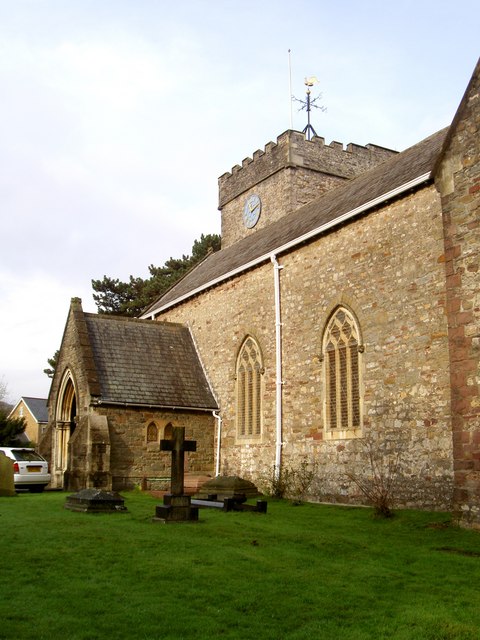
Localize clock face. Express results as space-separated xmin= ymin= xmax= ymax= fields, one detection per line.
xmin=243 ymin=194 xmax=262 ymax=228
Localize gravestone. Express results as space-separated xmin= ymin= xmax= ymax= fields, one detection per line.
xmin=0 ymin=454 xmax=16 ymax=497
xmin=152 ymin=426 xmax=199 ymax=523
xmin=64 ymin=488 xmax=127 ymax=513
xmin=192 ymin=475 xmax=267 ymax=514
xmin=196 ymin=475 xmax=260 ymax=501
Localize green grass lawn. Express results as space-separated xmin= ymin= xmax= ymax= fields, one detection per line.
xmin=1 ymin=491 xmax=480 ymax=640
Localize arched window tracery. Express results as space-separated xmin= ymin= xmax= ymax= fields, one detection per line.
xmin=323 ymin=307 xmax=362 ymax=433
xmin=236 ymin=336 xmax=263 ymax=439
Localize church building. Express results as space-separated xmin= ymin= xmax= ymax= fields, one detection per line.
xmin=42 ymin=59 xmax=480 ymax=527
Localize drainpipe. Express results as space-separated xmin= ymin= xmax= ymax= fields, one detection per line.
xmin=271 ymin=254 xmax=284 ymax=479
xmin=213 ymin=411 xmax=222 ymax=477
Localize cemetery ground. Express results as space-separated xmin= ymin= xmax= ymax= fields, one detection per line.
xmin=1 ymin=491 xmax=480 ymax=640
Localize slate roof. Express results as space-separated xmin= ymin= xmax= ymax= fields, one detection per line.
xmin=83 ymin=314 xmax=218 ymax=410
xmin=21 ymin=397 xmax=48 ymax=423
xmin=144 ymin=127 xmax=448 ymax=317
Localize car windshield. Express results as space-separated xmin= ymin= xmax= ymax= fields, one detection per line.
xmin=11 ymin=450 xmax=45 ymax=462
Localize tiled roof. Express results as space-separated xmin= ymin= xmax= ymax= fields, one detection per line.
xmin=22 ymin=397 xmax=48 ymax=423
xmin=144 ymin=127 xmax=448 ymax=317
xmin=83 ymin=314 xmax=218 ymax=410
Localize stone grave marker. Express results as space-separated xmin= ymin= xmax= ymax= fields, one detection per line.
xmin=0 ymin=453 xmax=16 ymax=497
xmin=192 ymin=475 xmax=267 ymax=513
xmin=152 ymin=426 xmax=199 ymax=523
xmin=64 ymin=488 xmax=127 ymax=513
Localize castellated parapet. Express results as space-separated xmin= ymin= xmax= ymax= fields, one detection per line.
xmin=218 ymin=130 xmax=397 ymax=207
xmin=219 ymin=129 xmax=397 ymax=249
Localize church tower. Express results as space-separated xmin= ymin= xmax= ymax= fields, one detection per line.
xmin=218 ymin=129 xmax=397 ymax=249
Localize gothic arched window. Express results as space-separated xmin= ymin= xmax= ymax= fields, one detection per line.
xmin=146 ymin=422 xmax=158 ymax=442
xmin=323 ymin=307 xmax=362 ymax=433
xmin=236 ymin=336 xmax=263 ymax=439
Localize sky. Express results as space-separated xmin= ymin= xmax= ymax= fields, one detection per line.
xmin=0 ymin=0 xmax=478 ymax=405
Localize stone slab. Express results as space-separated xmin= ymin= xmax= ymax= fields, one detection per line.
xmin=196 ymin=475 xmax=260 ymax=501
xmin=191 ymin=497 xmax=268 ymax=513
xmin=64 ymin=488 xmax=127 ymax=513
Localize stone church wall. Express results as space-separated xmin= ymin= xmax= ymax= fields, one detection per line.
xmin=278 ymin=185 xmax=453 ymax=509
xmin=157 ymin=261 xmax=279 ymax=478
xmin=435 ymin=61 xmax=480 ymax=526
xmin=95 ymin=406 xmax=215 ymax=492
xmin=158 ymin=184 xmax=454 ymax=510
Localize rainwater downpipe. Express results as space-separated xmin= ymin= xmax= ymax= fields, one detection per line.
xmin=213 ymin=411 xmax=222 ymax=477
xmin=271 ymin=254 xmax=284 ymax=480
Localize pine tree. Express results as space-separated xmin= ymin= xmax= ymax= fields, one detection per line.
xmin=92 ymin=233 xmax=220 ymax=316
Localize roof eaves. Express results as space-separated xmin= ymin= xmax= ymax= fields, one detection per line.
xmin=92 ymin=398 xmax=218 ymax=412
xmin=6 ymin=400 xmax=22 ymax=420
xmin=144 ymin=170 xmax=432 ymax=318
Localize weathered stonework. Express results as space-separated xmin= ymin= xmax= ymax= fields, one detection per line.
xmin=40 ymin=301 xmax=215 ymax=492
xmin=43 ymin=60 xmax=479 ymax=523
xmin=219 ymin=130 xmax=397 ymax=248
xmin=435 ymin=60 xmax=480 ymax=527
xmin=98 ymin=407 xmax=213 ymax=492
xmin=159 ymin=184 xmax=454 ymax=510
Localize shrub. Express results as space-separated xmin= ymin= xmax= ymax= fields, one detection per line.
xmin=345 ymin=431 xmax=406 ymax=518
xmin=260 ymin=457 xmax=317 ymax=504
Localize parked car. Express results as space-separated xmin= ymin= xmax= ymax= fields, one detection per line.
xmin=0 ymin=447 xmax=51 ymax=492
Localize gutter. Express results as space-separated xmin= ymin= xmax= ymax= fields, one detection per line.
xmin=143 ymin=171 xmax=431 ymax=319
xmin=93 ymin=399 xmax=218 ymax=412
xmin=213 ymin=411 xmax=222 ymax=476
xmin=271 ymin=255 xmax=284 ymax=479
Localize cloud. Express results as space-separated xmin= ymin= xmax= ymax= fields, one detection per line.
xmin=0 ymin=0 xmax=478 ymax=405
xmin=0 ymin=268 xmax=95 ymax=398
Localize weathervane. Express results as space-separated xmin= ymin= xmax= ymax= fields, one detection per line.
xmin=292 ymin=76 xmax=327 ymax=141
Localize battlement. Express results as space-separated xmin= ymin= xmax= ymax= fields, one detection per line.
xmin=218 ymin=130 xmax=397 ymax=208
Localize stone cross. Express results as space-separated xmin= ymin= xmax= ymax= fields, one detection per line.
xmin=160 ymin=427 xmax=196 ymax=496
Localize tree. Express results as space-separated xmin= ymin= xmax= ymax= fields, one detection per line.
xmin=0 ymin=377 xmax=10 ymax=413
xmin=0 ymin=381 xmax=26 ymax=445
xmin=44 ymin=233 xmax=221 ymax=380
xmin=43 ymin=350 xmax=59 ymax=379
xmin=92 ymin=233 xmax=220 ymax=316
xmin=0 ymin=410 xmax=27 ymax=446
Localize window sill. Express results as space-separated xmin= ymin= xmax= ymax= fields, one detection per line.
xmin=235 ymin=436 xmax=263 ymax=445
xmin=324 ymin=428 xmax=363 ymax=441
